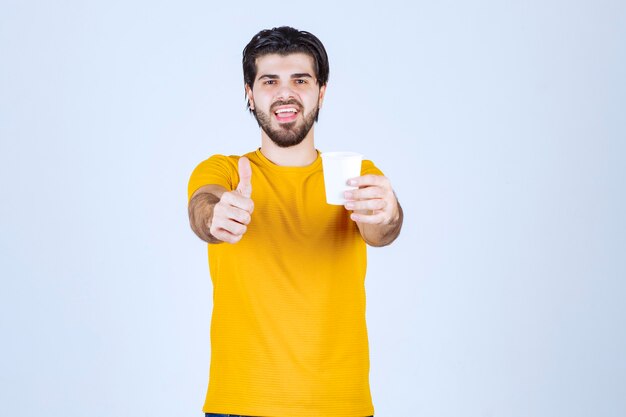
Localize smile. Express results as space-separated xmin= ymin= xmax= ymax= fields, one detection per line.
xmin=273 ymin=107 xmax=299 ymax=122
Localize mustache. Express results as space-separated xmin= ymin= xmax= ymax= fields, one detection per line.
xmin=270 ymin=99 xmax=303 ymax=112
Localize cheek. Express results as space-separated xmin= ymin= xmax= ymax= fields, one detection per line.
xmin=303 ymin=94 xmax=321 ymax=109
xmin=262 ymin=90 xmax=278 ymax=103
xmin=253 ymin=96 xmax=271 ymax=111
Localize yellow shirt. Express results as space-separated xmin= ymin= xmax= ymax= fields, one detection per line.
xmin=188 ymin=149 xmax=383 ymax=417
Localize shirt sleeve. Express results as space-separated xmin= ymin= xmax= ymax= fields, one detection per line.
xmin=187 ymin=154 xmax=238 ymax=202
xmin=361 ymin=159 xmax=384 ymax=177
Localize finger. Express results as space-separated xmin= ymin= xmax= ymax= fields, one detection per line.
xmin=236 ymin=156 xmax=252 ymax=198
xmin=344 ymin=186 xmax=386 ymax=201
xmin=350 ymin=211 xmax=387 ymax=224
xmin=211 ymin=228 xmax=243 ymax=244
xmin=221 ymin=191 xmax=254 ymax=213
xmin=213 ymin=203 xmax=252 ymax=226
xmin=227 ymin=206 xmax=252 ymax=225
xmin=344 ymin=198 xmax=387 ymax=211
xmin=347 ymin=175 xmax=389 ymax=188
xmin=211 ymin=217 xmax=248 ymax=238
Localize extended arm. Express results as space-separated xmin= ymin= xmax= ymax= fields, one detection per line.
xmin=188 ymin=185 xmax=227 ymax=243
xmin=188 ymin=157 xmax=254 ymax=244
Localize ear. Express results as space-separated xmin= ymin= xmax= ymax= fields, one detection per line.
xmin=245 ymin=84 xmax=255 ymax=110
xmin=318 ymin=84 xmax=327 ymax=109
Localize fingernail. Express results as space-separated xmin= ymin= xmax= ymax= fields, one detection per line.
xmin=345 ymin=202 xmax=355 ymax=209
xmin=347 ymin=179 xmax=357 ymax=186
xmin=344 ymin=191 xmax=353 ymax=199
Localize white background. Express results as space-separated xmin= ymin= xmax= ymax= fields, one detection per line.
xmin=1 ymin=1 xmax=625 ymax=416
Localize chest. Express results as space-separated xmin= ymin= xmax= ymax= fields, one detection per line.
xmin=246 ymin=169 xmax=357 ymax=244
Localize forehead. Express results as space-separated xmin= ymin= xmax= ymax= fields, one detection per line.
xmin=254 ymin=53 xmax=316 ymax=79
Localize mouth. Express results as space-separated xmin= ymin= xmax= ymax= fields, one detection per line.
xmin=273 ymin=106 xmax=300 ymax=123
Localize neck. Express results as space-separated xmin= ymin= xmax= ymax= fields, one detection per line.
xmin=260 ymin=129 xmax=318 ymax=166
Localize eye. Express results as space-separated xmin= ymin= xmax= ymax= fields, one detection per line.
xmin=263 ymin=80 xmax=276 ymax=85
xmin=295 ymin=79 xmax=307 ymax=85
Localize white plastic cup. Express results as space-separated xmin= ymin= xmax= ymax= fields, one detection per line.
xmin=321 ymin=151 xmax=363 ymax=205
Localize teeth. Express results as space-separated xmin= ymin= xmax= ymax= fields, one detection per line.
xmin=275 ymin=108 xmax=297 ymax=114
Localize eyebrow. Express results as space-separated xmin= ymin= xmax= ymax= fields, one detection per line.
xmin=291 ymin=73 xmax=313 ymax=79
xmin=257 ymin=73 xmax=314 ymax=81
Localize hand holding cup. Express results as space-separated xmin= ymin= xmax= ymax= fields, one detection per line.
xmin=343 ymin=174 xmax=399 ymax=225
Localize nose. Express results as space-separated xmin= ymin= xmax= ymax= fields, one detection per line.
xmin=275 ymin=84 xmax=297 ymax=101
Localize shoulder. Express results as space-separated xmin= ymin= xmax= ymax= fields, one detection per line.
xmin=193 ymin=154 xmax=238 ymax=171
xmin=188 ymin=153 xmax=252 ymax=200
xmin=361 ymin=159 xmax=384 ymax=176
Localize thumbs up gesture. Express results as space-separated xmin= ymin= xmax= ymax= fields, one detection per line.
xmin=236 ymin=156 xmax=252 ymax=198
xmin=209 ymin=157 xmax=255 ymax=244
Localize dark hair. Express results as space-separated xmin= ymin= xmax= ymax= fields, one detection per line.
xmin=242 ymin=26 xmax=329 ymax=112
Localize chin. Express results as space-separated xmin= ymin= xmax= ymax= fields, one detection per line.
xmin=269 ymin=135 xmax=306 ymax=148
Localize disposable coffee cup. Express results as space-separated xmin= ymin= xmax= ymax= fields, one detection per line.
xmin=321 ymin=151 xmax=363 ymax=205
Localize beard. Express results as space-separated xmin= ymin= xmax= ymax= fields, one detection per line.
xmin=253 ymin=99 xmax=319 ymax=148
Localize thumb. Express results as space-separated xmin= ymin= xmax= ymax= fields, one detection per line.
xmin=236 ymin=156 xmax=252 ymax=198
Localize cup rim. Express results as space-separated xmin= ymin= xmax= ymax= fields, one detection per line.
xmin=321 ymin=151 xmax=363 ymax=159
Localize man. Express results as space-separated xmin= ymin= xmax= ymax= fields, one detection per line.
xmin=188 ymin=26 xmax=403 ymax=417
